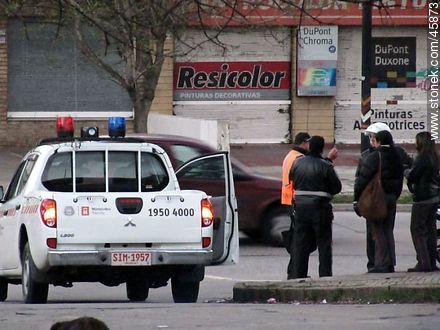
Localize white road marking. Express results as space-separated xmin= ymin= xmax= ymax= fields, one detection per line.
xmin=205 ymin=275 xmax=282 ymax=282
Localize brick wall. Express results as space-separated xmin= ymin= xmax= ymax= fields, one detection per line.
xmin=150 ymin=37 xmax=173 ymax=115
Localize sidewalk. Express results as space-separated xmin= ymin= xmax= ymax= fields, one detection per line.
xmin=233 ymin=271 xmax=440 ymax=304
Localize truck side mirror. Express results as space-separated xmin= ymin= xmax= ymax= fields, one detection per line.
xmin=0 ymin=186 xmax=3 ymax=201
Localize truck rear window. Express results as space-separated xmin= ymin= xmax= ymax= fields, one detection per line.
xmin=42 ymin=151 xmax=169 ymax=192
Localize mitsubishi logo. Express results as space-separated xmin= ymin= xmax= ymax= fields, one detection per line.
xmin=124 ymin=216 xmax=136 ymax=227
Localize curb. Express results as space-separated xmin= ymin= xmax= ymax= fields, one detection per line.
xmin=233 ymin=272 xmax=440 ymax=304
xmin=333 ymin=203 xmax=412 ymax=212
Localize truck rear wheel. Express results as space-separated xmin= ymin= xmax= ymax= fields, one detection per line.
xmin=171 ymin=279 xmax=199 ymax=303
xmin=126 ymin=277 xmax=149 ymax=302
xmin=0 ymin=277 xmax=7 ymax=302
xmin=22 ymin=243 xmax=49 ymax=304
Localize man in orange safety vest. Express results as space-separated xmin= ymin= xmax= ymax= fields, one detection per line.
xmin=281 ymin=132 xmax=311 ymax=278
xmin=281 ymin=132 xmax=311 ymax=206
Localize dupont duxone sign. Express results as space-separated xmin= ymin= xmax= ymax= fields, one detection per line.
xmin=371 ymin=37 xmax=417 ymax=88
xmin=174 ymin=61 xmax=290 ymax=101
xmin=297 ymin=26 xmax=338 ymax=96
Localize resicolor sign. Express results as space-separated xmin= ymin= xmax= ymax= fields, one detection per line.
xmin=174 ymin=61 xmax=290 ymax=101
xmin=297 ymin=26 xmax=338 ymax=96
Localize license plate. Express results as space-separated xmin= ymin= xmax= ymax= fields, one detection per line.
xmin=111 ymin=252 xmax=152 ymax=266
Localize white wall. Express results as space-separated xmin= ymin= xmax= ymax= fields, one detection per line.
xmin=147 ymin=113 xmax=230 ymax=151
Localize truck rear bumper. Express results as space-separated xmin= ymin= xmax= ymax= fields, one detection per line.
xmin=47 ymin=249 xmax=213 ymax=266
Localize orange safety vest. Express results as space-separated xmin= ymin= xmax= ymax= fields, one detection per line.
xmin=281 ymin=149 xmax=304 ymax=205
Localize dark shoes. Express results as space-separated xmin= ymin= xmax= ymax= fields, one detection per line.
xmin=407 ymin=265 xmax=433 ymax=272
xmin=368 ymin=266 xmax=394 ymax=273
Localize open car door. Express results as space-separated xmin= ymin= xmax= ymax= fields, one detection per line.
xmin=176 ymin=152 xmax=239 ymax=265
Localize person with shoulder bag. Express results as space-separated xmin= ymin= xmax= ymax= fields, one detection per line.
xmin=354 ymin=122 xmax=411 ymax=272
xmin=405 ymin=132 xmax=440 ymax=272
xmin=354 ymin=130 xmax=404 ymax=273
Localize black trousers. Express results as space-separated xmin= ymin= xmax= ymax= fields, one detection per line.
xmin=410 ymin=202 xmax=438 ymax=270
xmin=370 ymin=194 xmax=397 ymax=271
xmin=287 ymin=206 xmax=318 ymax=279
xmin=286 ymin=205 xmax=296 ymax=278
xmin=366 ymin=221 xmax=375 ymax=271
xmin=292 ymin=202 xmax=333 ymax=279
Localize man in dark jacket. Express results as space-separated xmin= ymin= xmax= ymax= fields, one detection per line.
xmin=289 ymin=136 xmax=342 ymax=279
xmin=354 ymin=122 xmax=412 ymax=271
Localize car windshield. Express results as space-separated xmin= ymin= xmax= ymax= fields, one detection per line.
xmin=169 ymin=144 xmax=206 ymax=167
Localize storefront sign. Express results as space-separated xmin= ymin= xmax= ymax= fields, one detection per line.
xmin=371 ymin=37 xmax=417 ymax=88
xmin=297 ymin=26 xmax=338 ymax=96
xmin=335 ymin=102 xmax=427 ymax=143
xmin=202 ymin=0 xmax=427 ymax=26
xmin=174 ymin=61 xmax=290 ymax=101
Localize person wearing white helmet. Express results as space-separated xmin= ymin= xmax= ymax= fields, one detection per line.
xmin=354 ymin=122 xmax=413 ymax=272
xmin=365 ymin=122 xmax=391 ymax=135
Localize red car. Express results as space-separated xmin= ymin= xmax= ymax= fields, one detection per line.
xmin=131 ymin=134 xmax=289 ymax=246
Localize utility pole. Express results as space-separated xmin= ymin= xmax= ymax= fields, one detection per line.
xmin=361 ymin=0 xmax=373 ymax=152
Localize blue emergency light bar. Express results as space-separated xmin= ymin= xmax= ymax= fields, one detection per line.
xmin=108 ymin=117 xmax=126 ymax=138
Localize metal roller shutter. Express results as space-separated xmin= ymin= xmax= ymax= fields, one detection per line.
xmin=174 ymin=28 xmax=291 ymax=143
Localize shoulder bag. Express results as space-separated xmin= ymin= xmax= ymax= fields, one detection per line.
xmin=357 ymin=152 xmax=388 ymax=222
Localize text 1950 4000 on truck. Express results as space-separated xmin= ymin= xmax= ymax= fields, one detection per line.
xmin=0 ymin=117 xmax=238 ymax=304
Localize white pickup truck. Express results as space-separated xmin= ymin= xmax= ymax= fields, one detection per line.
xmin=0 ymin=136 xmax=238 ymax=303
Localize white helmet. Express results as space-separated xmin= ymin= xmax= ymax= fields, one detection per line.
xmin=365 ymin=122 xmax=391 ymax=135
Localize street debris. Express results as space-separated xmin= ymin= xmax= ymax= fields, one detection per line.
xmin=267 ymin=297 xmax=277 ymax=304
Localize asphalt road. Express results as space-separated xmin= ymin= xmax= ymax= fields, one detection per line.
xmin=2 ymin=212 xmax=438 ymax=330
xmin=4 ymin=212 xmax=417 ymax=303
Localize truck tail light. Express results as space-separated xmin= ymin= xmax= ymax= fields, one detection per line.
xmin=40 ymin=199 xmax=57 ymax=228
xmin=46 ymin=238 xmax=57 ymax=249
xmin=202 ymin=237 xmax=211 ymax=248
xmin=201 ymin=198 xmax=214 ymax=227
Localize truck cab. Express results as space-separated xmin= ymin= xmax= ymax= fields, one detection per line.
xmin=0 ymin=117 xmax=238 ymax=303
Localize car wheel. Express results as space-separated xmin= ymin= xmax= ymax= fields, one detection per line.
xmin=171 ymin=278 xmax=199 ymax=303
xmin=0 ymin=277 xmax=8 ymax=302
xmin=126 ymin=277 xmax=149 ymax=302
xmin=22 ymin=242 xmax=49 ymax=304
xmin=263 ymin=206 xmax=290 ymax=246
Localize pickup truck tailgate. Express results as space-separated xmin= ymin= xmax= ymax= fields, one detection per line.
xmin=54 ymin=190 xmax=204 ymax=244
